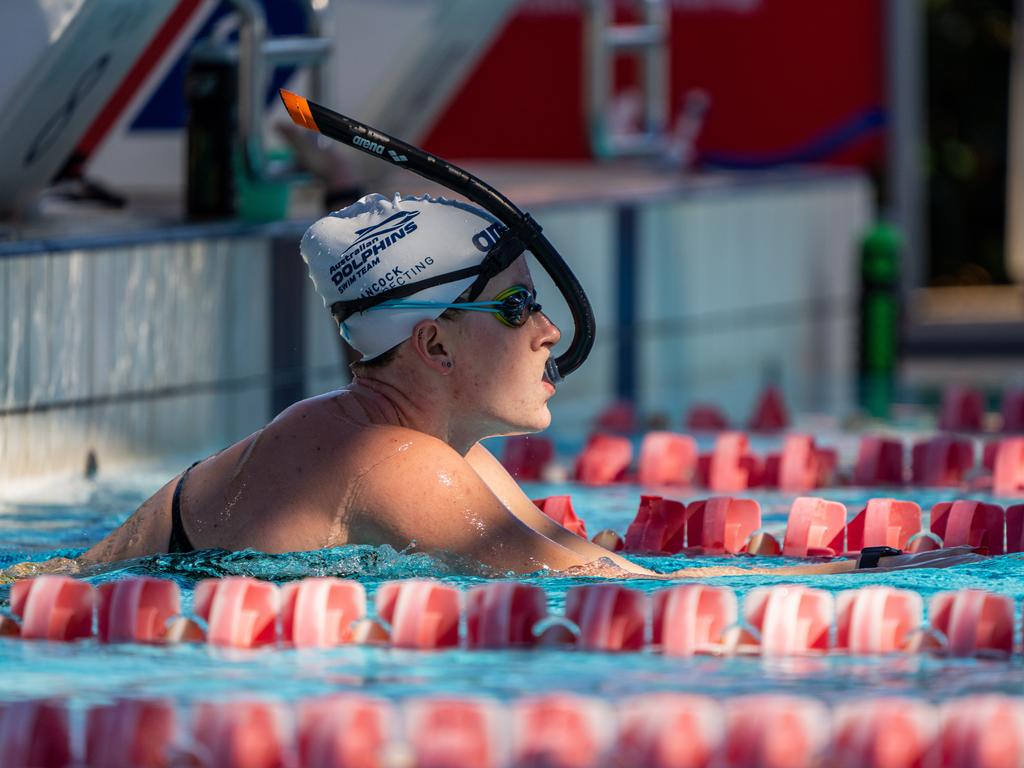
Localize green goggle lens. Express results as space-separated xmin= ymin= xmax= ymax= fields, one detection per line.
xmin=488 ymin=285 xmax=543 ymax=327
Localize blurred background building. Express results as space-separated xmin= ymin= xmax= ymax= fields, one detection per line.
xmin=1 ymin=0 xmax=1021 ymax=482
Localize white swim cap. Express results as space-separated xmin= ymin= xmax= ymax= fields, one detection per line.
xmin=301 ymin=193 xmax=505 ymax=360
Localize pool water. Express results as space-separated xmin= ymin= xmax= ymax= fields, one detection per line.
xmin=2 ymin=456 xmax=1023 ymax=711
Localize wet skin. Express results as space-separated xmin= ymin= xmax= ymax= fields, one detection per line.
xmin=2 ymin=258 xmax=986 ymax=581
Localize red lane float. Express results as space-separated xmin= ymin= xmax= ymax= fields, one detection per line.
xmin=298 ymin=695 xmax=393 ymax=768
xmin=376 ymin=580 xmax=460 ymax=650
xmin=835 ymin=586 xmax=922 ymax=654
xmin=624 ymin=495 xmax=688 ymax=554
xmin=939 ymin=386 xmax=985 ymax=432
xmin=86 ymin=699 xmax=176 ymax=768
xmin=193 ymin=701 xmax=286 ymax=768
xmin=16 ymin=693 xmax=1024 ymax=768
xmin=405 ymin=698 xmax=502 ymax=768
xmin=748 ymin=386 xmax=789 ymax=432
xmin=564 ymin=584 xmax=647 ymax=652
xmin=616 ymin=694 xmax=723 ymax=768
xmin=193 ymin=577 xmax=279 ymax=649
xmin=853 ymin=436 xmax=905 ymax=486
xmin=653 ymin=584 xmax=738 ymax=656
xmin=534 ymin=496 xmax=588 ymax=539
xmin=0 ymin=700 xmax=72 ymax=768
xmin=983 ymin=440 xmax=999 ymax=471
xmin=97 ymin=577 xmax=180 ymax=644
xmin=782 ymin=497 xmax=846 ymax=557
xmin=637 ymin=431 xmax=697 ymax=486
xmin=763 ymin=435 xmax=828 ymax=492
xmin=512 ymin=694 xmax=612 ymax=768
xmin=686 ymin=497 xmax=760 ymax=555
xmin=11 ymin=575 xmax=95 ymax=642
xmin=573 ymin=433 xmax=632 ymax=485
xmin=1002 ymin=389 xmax=1024 ymax=433
xmin=595 ymin=400 xmax=636 ymax=433
xmin=502 ymin=436 xmax=554 ymax=481
xmin=845 ymin=498 xmax=921 ymax=554
xmin=930 ymin=500 xmax=1004 ymax=554
xmin=722 ymin=695 xmax=829 ymax=768
xmin=1007 ymin=504 xmax=1024 ymax=552
xmin=831 ymin=698 xmax=936 ymax=768
xmin=939 ymin=695 xmax=1024 ymax=768
xmin=686 ymin=404 xmax=729 ymax=431
xmin=993 ymin=438 xmax=1024 ymax=496
xmin=699 ymin=433 xmax=761 ymax=493
xmin=817 ymin=448 xmax=839 ymax=487
xmin=743 ymin=586 xmax=833 ymax=655
xmin=466 ymin=582 xmax=548 ymax=649
xmin=929 ymin=590 xmax=1015 ymax=658
xmin=911 ymin=436 xmax=975 ymax=486
xmin=279 ymin=578 xmax=365 ymax=648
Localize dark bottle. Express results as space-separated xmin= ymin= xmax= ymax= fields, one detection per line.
xmin=185 ymin=45 xmax=237 ymax=219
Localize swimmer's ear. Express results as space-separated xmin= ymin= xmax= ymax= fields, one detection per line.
xmin=410 ymin=320 xmax=453 ymax=374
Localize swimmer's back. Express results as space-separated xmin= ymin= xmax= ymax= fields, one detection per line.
xmin=83 ymin=388 xmax=417 ymax=561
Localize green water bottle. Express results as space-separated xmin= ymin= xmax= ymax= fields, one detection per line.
xmin=858 ymin=221 xmax=902 ymax=419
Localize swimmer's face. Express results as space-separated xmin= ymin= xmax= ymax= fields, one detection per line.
xmin=444 ymin=256 xmax=561 ymax=435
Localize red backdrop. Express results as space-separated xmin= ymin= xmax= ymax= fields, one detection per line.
xmin=422 ymin=0 xmax=884 ymax=168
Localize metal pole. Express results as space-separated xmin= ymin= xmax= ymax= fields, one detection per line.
xmin=1006 ymin=0 xmax=1024 ymax=281
xmin=885 ymin=0 xmax=927 ymax=291
xmin=615 ymin=205 xmax=638 ymax=403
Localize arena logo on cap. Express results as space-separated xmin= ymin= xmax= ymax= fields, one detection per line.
xmin=472 ymin=222 xmax=508 ymax=251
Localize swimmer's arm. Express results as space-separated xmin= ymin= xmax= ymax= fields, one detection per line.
xmin=2 ymin=473 xmax=184 ymax=582
xmin=0 ymin=557 xmax=81 ymax=585
xmin=665 ymin=561 xmax=858 ymax=578
xmin=79 ymin=473 xmax=182 ymax=564
xmin=667 ymin=547 xmax=985 ymax=578
xmin=466 ymin=442 xmax=653 ymax=575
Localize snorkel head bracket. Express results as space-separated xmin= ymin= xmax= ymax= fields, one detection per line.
xmin=283 ymin=89 xmax=595 ymax=383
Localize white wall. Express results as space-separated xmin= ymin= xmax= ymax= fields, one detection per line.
xmin=0 ymin=237 xmax=270 ymax=485
xmin=0 ymin=170 xmax=872 ymax=484
xmin=635 ymin=173 xmax=871 ymax=428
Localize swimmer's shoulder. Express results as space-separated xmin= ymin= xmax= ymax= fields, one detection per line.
xmin=348 ymin=426 xmax=479 ymax=507
xmin=257 ymin=393 xmax=456 ymax=482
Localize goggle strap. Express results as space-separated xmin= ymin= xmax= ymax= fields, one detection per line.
xmin=329 ymin=215 xmax=542 ymax=323
xmin=331 ymin=263 xmax=482 ymax=323
xmin=464 ymin=215 xmax=542 ymax=302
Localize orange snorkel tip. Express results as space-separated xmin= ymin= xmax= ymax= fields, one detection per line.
xmin=279 ymin=89 xmax=319 ymax=132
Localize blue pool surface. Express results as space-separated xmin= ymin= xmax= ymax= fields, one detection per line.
xmin=2 ymin=453 xmax=1024 ymax=709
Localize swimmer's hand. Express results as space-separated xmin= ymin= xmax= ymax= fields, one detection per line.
xmin=0 ymin=557 xmax=80 ymax=584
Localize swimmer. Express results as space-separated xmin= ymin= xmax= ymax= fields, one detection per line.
xmin=0 ymin=193 xmax=983 ymax=582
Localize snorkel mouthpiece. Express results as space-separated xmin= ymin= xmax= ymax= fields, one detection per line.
xmin=544 ymin=358 xmax=562 ymax=387
xmin=280 ymin=89 xmax=596 ymax=381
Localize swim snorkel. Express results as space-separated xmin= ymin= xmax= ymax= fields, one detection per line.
xmin=279 ymin=90 xmax=595 ymax=384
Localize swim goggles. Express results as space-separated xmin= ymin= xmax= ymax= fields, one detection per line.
xmin=369 ymin=284 xmax=542 ymax=328
xmin=279 ymin=89 xmax=595 ymax=384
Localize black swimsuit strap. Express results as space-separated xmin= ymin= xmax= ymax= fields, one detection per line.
xmin=168 ymin=461 xmax=201 ymax=554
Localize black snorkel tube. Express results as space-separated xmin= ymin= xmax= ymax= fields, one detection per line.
xmin=279 ymin=89 xmax=595 ymax=384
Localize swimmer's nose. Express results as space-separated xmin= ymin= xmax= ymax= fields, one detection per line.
xmin=534 ymin=310 xmax=561 ymax=350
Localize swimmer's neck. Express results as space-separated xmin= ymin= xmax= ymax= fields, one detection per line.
xmin=343 ymin=376 xmax=480 ymax=456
